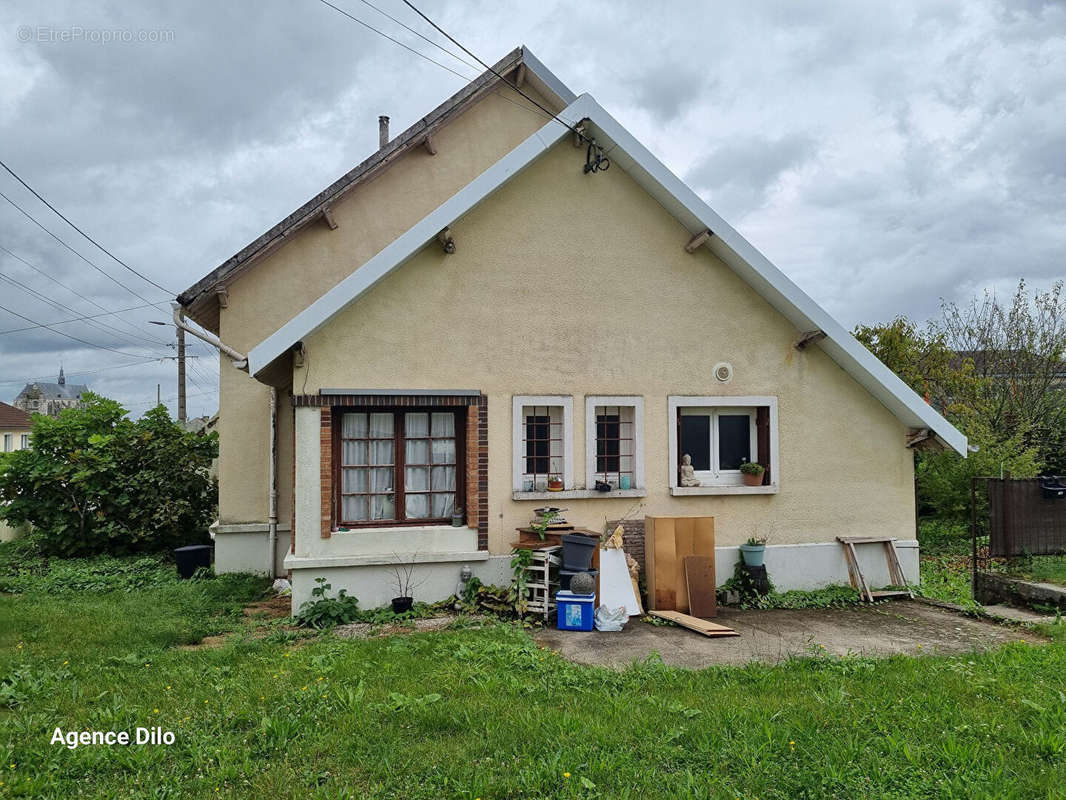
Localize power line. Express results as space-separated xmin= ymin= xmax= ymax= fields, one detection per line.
xmin=0 ymin=301 xmax=160 ymax=336
xmin=399 ymin=1 xmax=589 ymax=142
xmin=0 ymin=301 xmax=163 ymax=359
xmin=0 ymin=188 xmax=169 ymax=309
xmin=354 ymin=0 xmax=480 ymax=72
xmin=0 ymin=263 xmax=171 ymax=349
xmin=0 ymin=243 xmax=170 ymax=344
xmin=0 ymin=158 xmax=175 ymax=295
xmin=0 ymin=358 xmax=160 ymax=386
xmin=315 ymin=0 xmax=475 ymax=81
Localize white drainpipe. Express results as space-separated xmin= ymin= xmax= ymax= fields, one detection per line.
xmin=267 ymin=386 xmax=278 ymax=578
xmin=172 ymin=302 xmax=278 ymax=577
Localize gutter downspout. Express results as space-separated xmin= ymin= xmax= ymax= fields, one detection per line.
xmin=171 ymin=304 xmax=247 ymax=367
xmin=172 ymin=303 xmax=278 ymax=576
xmin=268 ymin=387 xmax=278 ymax=579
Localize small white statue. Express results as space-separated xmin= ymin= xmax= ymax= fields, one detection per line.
xmin=680 ymin=454 xmax=701 ymax=487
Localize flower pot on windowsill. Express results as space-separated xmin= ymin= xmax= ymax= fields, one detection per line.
xmin=739 ymin=543 xmax=766 ymax=568
xmin=739 ymin=462 xmax=765 ymax=487
xmin=391 ymin=596 xmax=413 ymax=614
xmin=547 ymin=478 xmax=564 ymax=492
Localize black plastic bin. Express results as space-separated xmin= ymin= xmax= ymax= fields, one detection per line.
xmin=560 ymin=533 xmax=598 ymax=571
xmin=174 ymin=544 xmax=212 ymax=579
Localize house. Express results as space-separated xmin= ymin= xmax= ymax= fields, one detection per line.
xmin=177 ymin=47 xmax=966 ymax=610
xmin=14 ymin=368 xmax=88 ymax=417
xmin=0 ymin=401 xmax=31 ymax=541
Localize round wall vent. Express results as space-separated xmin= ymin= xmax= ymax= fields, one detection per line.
xmin=713 ymin=362 xmax=734 ymax=383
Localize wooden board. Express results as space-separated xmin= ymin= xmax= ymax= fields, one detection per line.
xmin=683 ymin=555 xmax=716 ymax=618
xmin=649 ymin=610 xmax=738 ymax=637
xmin=645 ymin=516 xmax=715 ymax=611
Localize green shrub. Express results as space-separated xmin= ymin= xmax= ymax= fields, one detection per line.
xmin=0 ymin=538 xmax=179 ymax=594
xmin=0 ymin=394 xmax=217 ymax=556
xmin=295 ymin=578 xmax=361 ymax=628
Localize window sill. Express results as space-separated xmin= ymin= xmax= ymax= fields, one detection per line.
xmin=284 ymin=551 xmax=489 ymax=570
xmin=670 ymin=485 xmax=778 ymax=496
xmin=512 ymin=489 xmax=647 ymax=501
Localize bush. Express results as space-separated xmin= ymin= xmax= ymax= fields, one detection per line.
xmin=295 ymin=578 xmax=362 ymax=628
xmin=0 ymin=394 xmax=217 ymax=556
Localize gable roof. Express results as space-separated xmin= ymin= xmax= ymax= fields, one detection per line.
xmin=15 ymin=381 xmax=88 ymax=401
xmin=242 ymin=91 xmax=967 ymax=455
xmin=0 ymin=401 xmax=31 ymax=429
xmin=177 ymin=46 xmax=575 ymax=334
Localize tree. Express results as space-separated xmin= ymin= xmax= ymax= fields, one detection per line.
xmin=0 ymin=394 xmax=217 ymax=556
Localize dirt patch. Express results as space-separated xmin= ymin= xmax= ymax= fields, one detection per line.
xmin=536 ymin=599 xmax=1046 ymax=669
xmin=242 ymin=594 xmax=292 ymax=619
xmin=334 ymin=615 xmax=484 ymax=639
xmin=178 ymin=594 xmax=296 ymax=650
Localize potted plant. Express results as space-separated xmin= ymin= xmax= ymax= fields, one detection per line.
xmin=388 ymin=554 xmax=423 ymax=614
xmin=547 ymin=475 xmax=564 ymax=492
xmin=739 ymin=535 xmax=767 ymax=567
xmin=739 ymin=462 xmax=765 ymax=487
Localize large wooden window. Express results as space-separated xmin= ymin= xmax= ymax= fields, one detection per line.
xmin=335 ymin=408 xmax=463 ymax=526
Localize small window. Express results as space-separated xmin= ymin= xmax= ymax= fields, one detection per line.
xmin=679 ymin=407 xmax=756 ymax=484
xmin=335 ymin=408 xmax=462 ymax=526
xmin=2 ymin=434 xmax=10 ymax=452
xmin=512 ymin=396 xmax=573 ymax=491
xmin=669 ymin=396 xmax=778 ymax=492
xmin=585 ymin=396 xmax=645 ymax=491
xmin=20 ymin=434 xmax=29 ymax=450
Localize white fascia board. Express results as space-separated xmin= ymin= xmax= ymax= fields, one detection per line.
xmin=577 ymin=98 xmax=967 ymax=456
xmin=519 ymin=46 xmax=577 ymax=104
xmin=247 ymin=95 xmax=595 ymax=376
xmin=249 ymin=89 xmax=966 ymax=456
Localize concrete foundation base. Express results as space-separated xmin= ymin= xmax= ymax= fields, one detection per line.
xmin=212 ymin=524 xmax=291 ymax=576
xmin=267 ymin=538 xmax=920 ymax=613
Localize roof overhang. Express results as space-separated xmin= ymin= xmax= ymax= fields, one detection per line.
xmin=245 ymin=93 xmax=967 ymax=456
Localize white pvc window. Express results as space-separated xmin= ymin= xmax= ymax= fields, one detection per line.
xmin=20 ymin=434 xmax=29 ymax=450
xmin=679 ymin=407 xmax=757 ymax=486
xmin=2 ymin=434 xmax=10 ymax=452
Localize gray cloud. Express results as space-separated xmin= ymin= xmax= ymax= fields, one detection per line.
xmin=1 ymin=0 xmax=1064 ymax=418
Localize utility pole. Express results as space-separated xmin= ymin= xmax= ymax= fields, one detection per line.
xmin=176 ymin=320 xmax=186 ymax=423
xmin=149 ymin=311 xmax=187 ymax=422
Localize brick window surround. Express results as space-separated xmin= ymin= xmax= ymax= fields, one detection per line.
xmin=293 ymin=393 xmax=488 ymax=550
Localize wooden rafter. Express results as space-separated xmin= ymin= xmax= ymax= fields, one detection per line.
xmin=423 ymin=135 xmax=437 ymax=156
xmin=684 ymin=229 xmax=712 ymax=253
xmin=320 ymin=206 xmax=338 ymax=230
xmin=794 ymin=329 xmax=827 ymax=350
xmin=215 ymin=287 xmax=228 ymax=309
xmin=437 ymin=227 xmax=455 ymax=254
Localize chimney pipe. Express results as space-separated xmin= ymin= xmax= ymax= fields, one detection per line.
xmin=378 ymin=115 xmax=389 ymax=150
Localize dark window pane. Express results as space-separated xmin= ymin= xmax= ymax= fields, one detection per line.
xmin=718 ymin=414 xmax=750 ymax=470
xmin=525 ymin=415 xmax=549 ymax=474
xmin=680 ymin=415 xmax=711 ymax=471
xmin=596 ymin=414 xmax=620 ymax=473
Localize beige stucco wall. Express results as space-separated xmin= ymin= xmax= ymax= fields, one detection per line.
xmin=1 ymin=427 xmax=30 ymax=452
xmin=292 ymin=139 xmax=916 ymax=552
xmin=216 ymin=86 xmax=561 ymax=524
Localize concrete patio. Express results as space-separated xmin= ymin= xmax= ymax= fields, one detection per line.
xmin=535 ymin=599 xmax=1046 ymax=669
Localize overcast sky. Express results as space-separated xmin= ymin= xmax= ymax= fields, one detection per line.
xmin=1 ymin=0 xmax=1063 ymax=419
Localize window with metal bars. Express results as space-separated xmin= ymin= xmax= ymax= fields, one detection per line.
xmin=594 ymin=405 xmax=635 ymax=485
xmin=522 ymin=405 xmax=563 ymax=488
xmin=335 ymin=408 xmax=463 ymax=527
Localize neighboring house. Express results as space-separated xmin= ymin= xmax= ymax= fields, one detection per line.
xmin=177 ymin=47 xmax=966 ymax=610
xmin=13 ymin=368 xmax=88 ymax=417
xmin=0 ymin=401 xmax=31 ymax=542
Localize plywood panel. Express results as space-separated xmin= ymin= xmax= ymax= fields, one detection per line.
xmin=651 ymin=517 xmax=677 ymax=611
xmin=684 ymin=555 xmax=716 ymax=618
xmin=645 ymin=516 xmax=715 ymax=612
xmin=673 ymin=517 xmax=694 ymax=613
xmin=649 ymin=610 xmax=737 ymax=637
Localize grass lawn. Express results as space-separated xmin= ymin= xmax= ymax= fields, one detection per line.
xmin=4 ymin=544 xmax=1066 ymax=798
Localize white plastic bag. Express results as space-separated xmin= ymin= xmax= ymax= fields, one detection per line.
xmin=272 ymin=578 xmax=292 ymax=596
xmin=594 ymin=604 xmax=628 ymax=632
